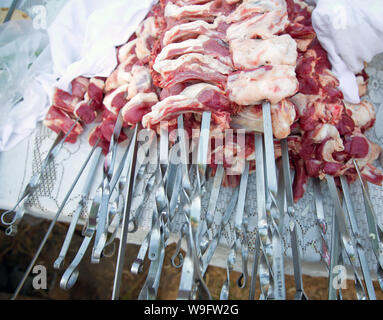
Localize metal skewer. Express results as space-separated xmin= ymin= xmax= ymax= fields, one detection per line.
xmin=263 ymin=101 xmax=286 ymax=300
xmin=312 ymin=178 xmax=330 ymax=270
xmin=281 ymin=138 xmax=307 ymax=300
xmin=11 ymin=138 xmax=101 ymax=300
xmin=201 ymin=186 xmax=239 ymax=276
xmin=53 ymin=147 xmax=103 ymax=270
xmin=328 ymin=208 xmax=342 ymax=300
xmin=92 ymin=112 xmax=124 ymax=263
xmin=177 ymin=114 xmax=211 ymax=300
xmin=326 ymin=175 xmax=367 ymax=300
xmin=255 ymin=132 xmax=274 ymax=299
xmin=60 ymin=127 xmax=135 ymax=290
xmin=353 ymin=160 xmax=383 ymax=291
xmin=199 ymin=164 xmax=224 ymax=255
xmin=1 ymin=121 xmax=80 ymax=236
xmin=220 ymin=162 xmax=249 ymax=299
xmin=111 ymin=124 xmax=140 ymax=300
xmin=340 ymin=176 xmax=376 ymax=299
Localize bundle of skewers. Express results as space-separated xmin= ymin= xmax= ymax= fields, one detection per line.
xmin=2 ymin=0 xmax=383 ymax=300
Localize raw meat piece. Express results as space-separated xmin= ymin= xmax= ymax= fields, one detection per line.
xmin=156 ymin=35 xmax=232 ymax=67
xmin=122 ymin=92 xmax=159 ymax=126
xmin=227 ymin=65 xmax=298 ymax=105
xmin=71 ymin=77 xmax=89 ymax=99
xmin=162 ymin=19 xmax=226 ymax=46
xmin=142 ymin=95 xmax=231 ymax=129
xmin=227 ymin=0 xmax=287 ymax=24
xmin=226 ymin=10 xmax=289 ymax=41
xmin=230 ymin=34 xmax=297 ymax=69
xmin=153 ymin=53 xmax=233 ymax=89
xmin=44 ymin=106 xmax=83 ymax=143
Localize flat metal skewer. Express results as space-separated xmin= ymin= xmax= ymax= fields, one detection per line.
xmin=312 ymin=178 xmax=330 ymax=270
xmin=326 ymin=175 xmax=367 ymax=300
xmin=201 ymin=186 xmax=239 ymax=276
xmin=93 ymin=112 xmax=124 ymax=263
xmin=177 ymin=114 xmax=211 ymax=300
xmin=53 ymin=147 xmax=103 ymax=269
xmin=328 ymin=207 xmax=342 ymax=300
xmin=255 ymin=132 xmax=274 ymax=299
xmin=340 ymin=176 xmax=376 ymax=299
xmin=111 ymin=124 xmax=140 ymax=300
xmin=262 ymin=101 xmax=285 ymax=300
xmin=281 ymin=138 xmax=307 ymax=300
xmin=353 ymin=160 xmax=383 ymax=291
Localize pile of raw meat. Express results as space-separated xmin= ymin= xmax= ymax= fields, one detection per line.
xmin=43 ymin=0 xmax=383 ymax=202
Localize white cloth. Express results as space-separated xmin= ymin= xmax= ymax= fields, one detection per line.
xmin=50 ymin=0 xmax=156 ymax=92
xmin=311 ymin=0 xmax=383 ymax=103
xmin=0 ymin=0 xmax=155 ymax=152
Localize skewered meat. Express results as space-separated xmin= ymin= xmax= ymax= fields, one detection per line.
xmin=43 ymin=0 xmax=383 ymax=204
xmin=230 ymin=34 xmax=297 ymax=69
xmin=230 ymin=99 xmax=296 ymax=139
xmin=164 ymin=0 xmax=233 ymax=25
xmin=343 ymin=100 xmax=376 ymax=131
xmin=122 ymin=92 xmax=159 ymax=126
xmin=136 ymin=16 xmax=161 ymax=62
xmin=180 ymin=83 xmax=233 ymax=113
xmin=153 ymin=53 xmax=233 ymax=89
xmin=142 ymin=95 xmax=231 ymax=129
xmin=161 ymin=19 xmax=226 ymax=46
xmin=227 ymin=65 xmax=299 ymax=105
xmin=227 ymin=0 xmax=287 ymax=24
xmin=71 ymin=77 xmax=90 ymax=99
xmin=226 ymin=10 xmax=289 ymax=41
xmin=44 ymin=106 xmax=84 ymax=143
xmin=156 ymin=35 xmax=233 ymax=67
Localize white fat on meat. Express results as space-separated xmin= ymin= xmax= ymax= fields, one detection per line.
xmin=321 ymin=139 xmax=344 ymax=163
xmin=105 ymin=64 xmax=152 ymax=99
xmin=344 ymin=100 xmax=375 ymax=129
xmin=356 ymin=75 xmax=368 ymax=97
xmin=289 ymin=93 xmax=315 ymax=116
xmin=230 ymin=34 xmax=297 ymax=69
xmin=164 ymin=1 xmax=218 ymax=21
xmin=129 ymin=65 xmax=153 ymax=96
xmin=227 ymin=65 xmax=298 ymax=105
xmin=121 ymin=92 xmax=158 ymax=125
xmin=230 ymin=105 xmax=264 ymax=132
xmin=230 ymin=99 xmax=296 ymax=139
xmin=103 ymin=84 xmax=129 ymax=114
xmin=156 ymin=35 xmax=232 ymax=66
xmin=227 ymin=0 xmax=287 ymax=24
xmin=181 ymin=82 xmax=224 ymax=97
xmin=142 ymin=95 xmax=205 ymax=128
xmin=105 ymin=55 xmax=137 ymax=92
xmin=318 ymin=69 xmax=339 ymax=88
xmin=270 ymin=99 xmax=297 ymax=139
xmin=135 ymin=16 xmax=160 ymax=61
xmin=90 ymin=78 xmax=105 ymax=90
xmin=226 ymin=10 xmax=289 ymax=41
xmin=310 ymin=124 xmax=342 ymax=144
xmin=118 ymin=39 xmax=137 ymax=64
xmin=162 ymin=18 xmax=226 ymax=46
xmin=355 ymin=139 xmax=381 ymax=168
xmin=153 ymin=53 xmax=233 ymax=77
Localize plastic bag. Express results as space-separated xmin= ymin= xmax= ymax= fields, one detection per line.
xmin=0 ymin=19 xmax=52 ymax=151
xmin=0 ymin=19 xmax=48 ymax=119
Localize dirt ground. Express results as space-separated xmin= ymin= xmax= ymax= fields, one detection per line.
xmin=0 ymin=215 xmax=382 ymax=300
